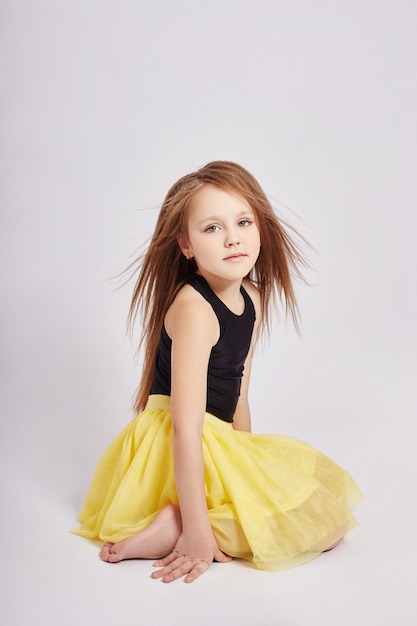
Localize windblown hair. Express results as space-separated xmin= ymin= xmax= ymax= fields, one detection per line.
xmin=128 ymin=161 xmax=307 ymax=413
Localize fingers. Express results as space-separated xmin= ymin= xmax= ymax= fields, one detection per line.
xmin=184 ymin=560 xmax=209 ymax=583
xmin=151 ymin=557 xmax=209 ymax=583
xmin=152 ymin=552 xmax=177 ymax=568
xmin=150 ymin=542 xmax=232 ymax=583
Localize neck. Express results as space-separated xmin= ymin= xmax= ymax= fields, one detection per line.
xmin=196 ymin=272 xmax=244 ymax=315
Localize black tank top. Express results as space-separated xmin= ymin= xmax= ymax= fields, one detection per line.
xmin=150 ymin=273 xmax=256 ymax=422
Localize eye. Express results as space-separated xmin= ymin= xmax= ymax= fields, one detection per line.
xmin=205 ymin=225 xmax=220 ymax=233
xmin=238 ymin=219 xmax=252 ymax=227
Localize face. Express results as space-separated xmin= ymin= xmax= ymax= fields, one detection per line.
xmin=179 ymin=184 xmax=261 ymax=284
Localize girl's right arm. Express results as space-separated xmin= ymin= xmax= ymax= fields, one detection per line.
xmin=151 ymin=287 xmax=232 ymax=583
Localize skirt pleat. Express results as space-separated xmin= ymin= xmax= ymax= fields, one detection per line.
xmin=75 ymin=395 xmax=363 ymax=571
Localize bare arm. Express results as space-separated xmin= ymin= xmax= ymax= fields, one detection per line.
xmin=170 ymin=294 xmax=214 ymax=538
xmin=232 ymin=344 xmax=254 ymax=432
xmin=151 ymin=287 xmax=231 ymax=583
xmin=233 ymin=280 xmax=261 ymax=433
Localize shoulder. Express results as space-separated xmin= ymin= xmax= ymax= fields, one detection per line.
xmin=242 ymin=279 xmax=261 ymax=318
xmin=165 ymin=283 xmax=220 ymax=345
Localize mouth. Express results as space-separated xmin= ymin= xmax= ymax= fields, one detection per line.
xmin=223 ymin=253 xmax=247 ymax=261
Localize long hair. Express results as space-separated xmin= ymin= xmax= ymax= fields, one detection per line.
xmin=127 ymin=161 xmax=307 ymax=413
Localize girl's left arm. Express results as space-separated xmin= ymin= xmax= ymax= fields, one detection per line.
xmin=232 ymin=343 xmax=254 ymax=432
xmin=233 ymin=280 xmax=261 ymax=433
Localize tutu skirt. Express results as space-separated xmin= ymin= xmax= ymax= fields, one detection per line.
xmin=75 ymin=395 xmax=363 ymax=571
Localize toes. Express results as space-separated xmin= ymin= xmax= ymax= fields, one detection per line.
xmin=99 ymin=542 xmax=114 ymax=560
xmin=214 ymin=549 xmax=233 ymax=563
xmin=100 ymin=542 xmax=123 ymax=563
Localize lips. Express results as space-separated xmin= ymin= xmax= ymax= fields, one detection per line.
xmin=224 ymin=253 xmax=247 ymax=261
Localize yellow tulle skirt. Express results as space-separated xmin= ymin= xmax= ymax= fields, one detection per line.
xmin=75 ymin=395 xmax=363 ymax=571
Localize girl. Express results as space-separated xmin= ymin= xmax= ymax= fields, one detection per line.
xmin=75 ymin=161 xmax=363 ymax=583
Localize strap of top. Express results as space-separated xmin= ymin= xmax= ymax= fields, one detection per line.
xmin=187 ymin=273 xmax=254 ymax=334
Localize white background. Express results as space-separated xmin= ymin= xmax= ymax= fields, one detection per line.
xmin=1 ymin=1 xmax=416 ymax=624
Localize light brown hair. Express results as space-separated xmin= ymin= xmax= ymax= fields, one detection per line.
xmin=127 ymin=161 xmax=307 ymax=413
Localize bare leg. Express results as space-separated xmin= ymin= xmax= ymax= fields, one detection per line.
xmin=100 ymin=504 xmax=182 ymax=563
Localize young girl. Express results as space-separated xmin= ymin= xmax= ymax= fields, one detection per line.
xmin=75 ymin=161 xmax=363 ymax=583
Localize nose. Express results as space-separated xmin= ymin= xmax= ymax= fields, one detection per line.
xmin=225 ymin=228 xmax=240 ymax=247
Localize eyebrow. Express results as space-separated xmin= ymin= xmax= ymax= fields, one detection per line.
xmin=195 ymin=210 xmax=255 ymax=226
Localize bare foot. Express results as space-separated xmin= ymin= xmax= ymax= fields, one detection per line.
xmin=100 ymin=504 xmax=182 ymax=563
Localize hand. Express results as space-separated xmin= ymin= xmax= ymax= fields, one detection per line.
xmin=150 ymin=531 xmax=232 ymax=583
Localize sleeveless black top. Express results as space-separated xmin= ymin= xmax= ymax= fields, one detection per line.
xmin=150 ymin=273 xmax=256 ymax=422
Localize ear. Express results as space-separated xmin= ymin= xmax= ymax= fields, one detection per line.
xmin=177 ymin=233 xmax=193 ymax=260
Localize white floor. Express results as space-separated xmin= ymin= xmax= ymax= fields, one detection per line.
xmin=1 ymin=385 xmax=416 ymax=626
